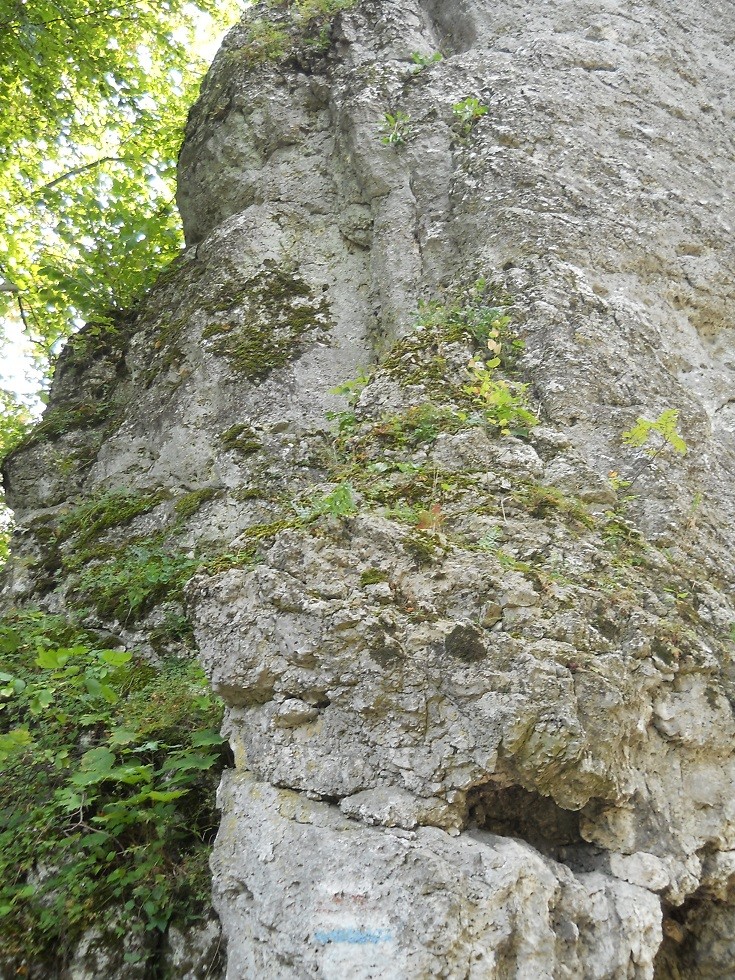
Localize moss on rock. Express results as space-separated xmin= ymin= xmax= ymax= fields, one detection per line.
xmin=219 ymin=423 xmax=262 ymax=455
xmin=174 ymin=487 xmax=221 ymax=520
xmin=201 ymin=269 xmax=331 ymax=378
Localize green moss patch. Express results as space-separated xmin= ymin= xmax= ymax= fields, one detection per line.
xmin=371 ymin=404 xmax=470 ymax=449
xmin=174 ymin=487 xmax=221 ymax=520
xmin=219 ymin=423 xmax=262 ymax=455
xmin=512 ymin=482 xmax=594 ymax=530
xmin=59 ymin=488 xmax=169 ymax=550
xmin=19 ymin=401 xmax=116 ymax=449
xmin=232 ymin=0 xmax=359 ymax=66
xmin=201 ymin=269 xmax=331 ymax=378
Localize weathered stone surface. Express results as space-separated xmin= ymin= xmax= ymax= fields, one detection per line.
xmin=161 ymin=916 xmax=225 ymax=980
xmin=213 ymin=773 xmax=662 ymax=980
xmin=3 ymin=0 xmax=735 ymax=974
xmin=181 ymin=0 xmax=735 ymax=973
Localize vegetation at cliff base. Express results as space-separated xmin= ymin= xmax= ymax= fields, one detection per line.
xmin=0 ymin=610 xmax=226 ymax=967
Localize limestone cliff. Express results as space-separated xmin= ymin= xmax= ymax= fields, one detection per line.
xmin=3 ymin=0 xmax=735 ymax=976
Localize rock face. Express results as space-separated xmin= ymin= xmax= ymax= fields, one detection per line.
xmin=4 ymin=0 xmax=735 ymax=976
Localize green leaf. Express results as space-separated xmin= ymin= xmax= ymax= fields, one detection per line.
xmin=30 ymin=689 xmax=54 ymax=712
xmin=98 ymin=683 xmax=120 ymax=705
xmin=78 ymin=746 xmax=116 ymax=776
xmin=108 ymin=764 xmax=154 ymax=786
xmin=35 ymin=649 xmax=70 ymax=669
xmin=147 ymin=789 xmax=188 ymax=802
xmin=160 ymin=751 xmax=219 ymax=773
xmin=55 ymin=788 xmax=84 ymax=813
xmin=622 ymin=409 xmax=687 ymax=456
xmin=108 ymin=727 xmax=139 ymax=746
xmin=84 ymin=675 xmax=103 ymax=698
xmin=0 ymin=630 xmax=21 ymax=654
xmin=189 ymin=730 xmax=226 ymax=747
xmin=0 ymin=727 xmax=32 ymax=761
xmin=0 ymin=675 xmax=25 ymax=696
xmin=99 ymin=650 xmax=133 ymax=667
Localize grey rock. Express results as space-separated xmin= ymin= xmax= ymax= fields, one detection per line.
xmin=213 ymin=773 xmax=662 ymax=980
xmin=161 ymin=917 xmax=225 ymax=980
xmin=4 ymin=0 xmax=735 ymax=975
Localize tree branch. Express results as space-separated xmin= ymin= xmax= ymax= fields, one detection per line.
xmin=15 ymin=295 xmax=55 ymax=360
xmin=39 ymin=155 xmax=130 ymax=194
xmin=8 ymin=0 xmax=154 ymax=30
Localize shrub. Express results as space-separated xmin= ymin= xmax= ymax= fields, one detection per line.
xmin=0 ymin=611 xmax=226 ymax=966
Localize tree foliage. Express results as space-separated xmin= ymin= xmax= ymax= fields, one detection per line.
xmin=0 ymin=0 xmax=240 ymax=371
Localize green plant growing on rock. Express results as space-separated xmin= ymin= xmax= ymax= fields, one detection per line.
xmin=379 ymin=111 xmax=412 ymax=147
xmin=458 ymin=290 xmax=525 ymax=369
xmin=512 ymin=481 xmax=594 ymax=529
xmin=416 ymin=502 xmax=446 ymax=534
xmin=174 ymin=487 xmax=221 ymax=520
xmin=16 ymin=401 xmax=116 ymax=450
xmin=382 ymin=279 xmax=523 ymax=390
xmin=240 ymin=17 xmax=291 ymax=61
xmin=325 ymin=407 xmax=359 ymax=442
xmin=411 ymin=51 xmax=442 ymax=70
xmin=360 ymin=567 xmax=389 ymax=587
xmin=601 ymin=510 xmax=645 ymax=562
xmin=463 ymin=361 xmax=538 ymax=436
xmin=476 ymin=527 xmax=503 ymax=551
xmin=59 ymin=488 xmax=168 ymax=550
xmin=291 ymin=0 xmax=358 ymax=17
xmin=330 ymin=372 xmax=371 ymax=405
xmin=242 ymin=0 xmax=358 ymax=63
xmin=621 ymin=408 xmax=687 ymax=488
xmin=219 ymin=423 xmax=262 ymax=455
xmin=201 ymin=269 xmax=331 ymax=379
xmin=372 ymin=404 xmax=470 ymax=449
xmin=320 ymin=280 xmax=540 ymax=540
xmin=73 ymin=540 xmax=199 ymax=623
xmin=294 ymin=482 xmax=357 ymax=519
xmin=623 ymin=409 xmax=687 ymax=456
xmin=452 ymin=97 xmax=488 ymax=134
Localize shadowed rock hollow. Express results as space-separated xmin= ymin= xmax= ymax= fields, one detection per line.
xmin=3 ymin=0 xmax=735 ymax=976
